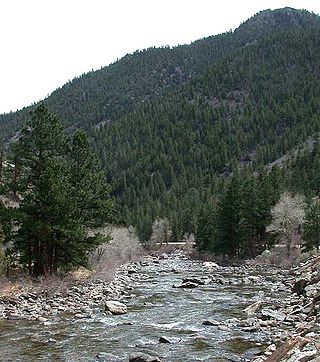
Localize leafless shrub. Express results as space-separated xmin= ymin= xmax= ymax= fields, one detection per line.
xmin=89 ymin=225 xmax=144 ymax=280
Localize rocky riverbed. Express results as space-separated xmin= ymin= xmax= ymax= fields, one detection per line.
xmin=0 ymin=251 xmax=320 ymax=361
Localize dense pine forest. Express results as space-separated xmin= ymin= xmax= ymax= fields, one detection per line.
xmin=2 ymin=7 xmax=320 ymax=268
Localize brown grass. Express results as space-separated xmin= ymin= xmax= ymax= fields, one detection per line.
xmin=0 ymin=273 xmax=72 ymax=298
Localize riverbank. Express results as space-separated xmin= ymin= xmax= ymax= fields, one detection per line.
xmin=251 ymin=254 xmax=320 ymax=361
xmin=0 ymin=259 xmax=144 ymax=322
xmin=0 ymin=251 xmax=319 ymax=361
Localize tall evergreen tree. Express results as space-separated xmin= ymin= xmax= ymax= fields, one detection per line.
xmin=303 ymin=198 xmax=320 ymax=251
xmin=215 ymin=175 xmax=242 ymax=257
xmin=12 ymin=105 xmax=113 ymax=275
xmin=195 ymin=202 xmax=217 ymax=251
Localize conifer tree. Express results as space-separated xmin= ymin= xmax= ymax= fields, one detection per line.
xmin=215 ymin=175 xmax=242 ymax=257
xmin=0 ymin=141 xmax=4 ymax=183
xmin=195 ymin=203 xmax=217 ymax=251
xmin=303 ymin=198 xmax=320 ymax=251
xmin=12 ymin=105 xmax=112 ymax=275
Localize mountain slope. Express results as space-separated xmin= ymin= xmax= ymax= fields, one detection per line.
xmin=92 ymin=24 xmax=320 ymax=238
xmin=1 ymin=7 xmax=319 ymax=139
xmin=1 ymin=7 xmax=320 ymax=240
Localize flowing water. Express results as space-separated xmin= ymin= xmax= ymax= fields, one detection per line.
xmin=0 ymin=254 xmax=286 ymax=361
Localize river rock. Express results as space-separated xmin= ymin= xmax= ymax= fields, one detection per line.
xmin=158 ymin=336 xmax=171 ymax=343
xmin=243 ymin=301 xmax=262 ymax=316
xmin=182 ymin=278 xmax=205 ymax=285
xmin=74 ymin=313 xmax=87 ymax=319
xmin=6 ymin=313 xmax=22 ymax=320
xmin=261 ymin=308 xmax=286 ymax=321
xmin=203 ymin=261 xmax=219 ymax=269
xmin=261 ymin=336 xmax=311 ymax=361
xmin=129 ymin=352 xmax=162 ymax=362
xmin=104 ymin=300 xmax=127 ymax=315
xmin=176 ymin=281 xmax=198 ymax=289
xmin=305 ymin=282 xmax=320 ymax=298
xmin=202 ymin=319 xmax=220 ymax=326
xmin=37 ymin=316 xmax=48 ymax=322
xmin=241 ymin=325 xmax=260 ymax=332
xmin=96 ymin=352 xmax=120 ymax=361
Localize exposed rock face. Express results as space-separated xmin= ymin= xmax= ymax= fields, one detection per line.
xmin=104 ymin=300 xmax=127 ymax=315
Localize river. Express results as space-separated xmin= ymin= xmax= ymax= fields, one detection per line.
xmin=0 ymin=253 xmax=288 ymax=361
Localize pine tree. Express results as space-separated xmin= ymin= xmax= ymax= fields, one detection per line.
xmin=195 ymin=203 xmax=217 ymax=251
xmin=0 ymin=141 xmax=4 ymax=183
xmin=215 ymin=175 xmax=242 ymax=257
xmin=303 ymin=198 xmax=320 ymax=251
xmin=12 ymin=105 xmax=113 ymax=275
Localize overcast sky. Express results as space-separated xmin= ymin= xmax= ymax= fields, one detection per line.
xmin=1 ymin=0 xmax=319 ymax=114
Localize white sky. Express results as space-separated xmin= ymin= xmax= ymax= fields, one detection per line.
xmin=0 ymin=0 xmax=319 ymax=114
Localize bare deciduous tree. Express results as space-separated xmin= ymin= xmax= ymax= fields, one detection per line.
xmin=267 ymin=192 xmax=305 ymax=257
xmin=147 ymin=218 xmax=172 ymax=250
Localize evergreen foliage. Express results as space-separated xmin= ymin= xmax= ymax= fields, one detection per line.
xmin=10 ymin=105 xmax=112 ymax=275
xmin=195 ymin=171 xmax=280 ymax=258
xmin=303 ymin=199 xmax=320 ymax=251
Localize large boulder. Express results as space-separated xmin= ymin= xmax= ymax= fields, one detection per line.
xmin=104 ymin=300 xmax=127 ymax=315
xmin=129 ymin=352 xmax=162 ymax=362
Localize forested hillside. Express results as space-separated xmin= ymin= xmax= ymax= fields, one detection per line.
xmin=1 ymin=7 xmax=320 ymax=247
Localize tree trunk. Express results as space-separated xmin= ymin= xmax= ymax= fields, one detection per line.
xmin=0 ymin=147 xmax=3 ymax=183
xmin=28 ymin=239 xmax=32 ymax=275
